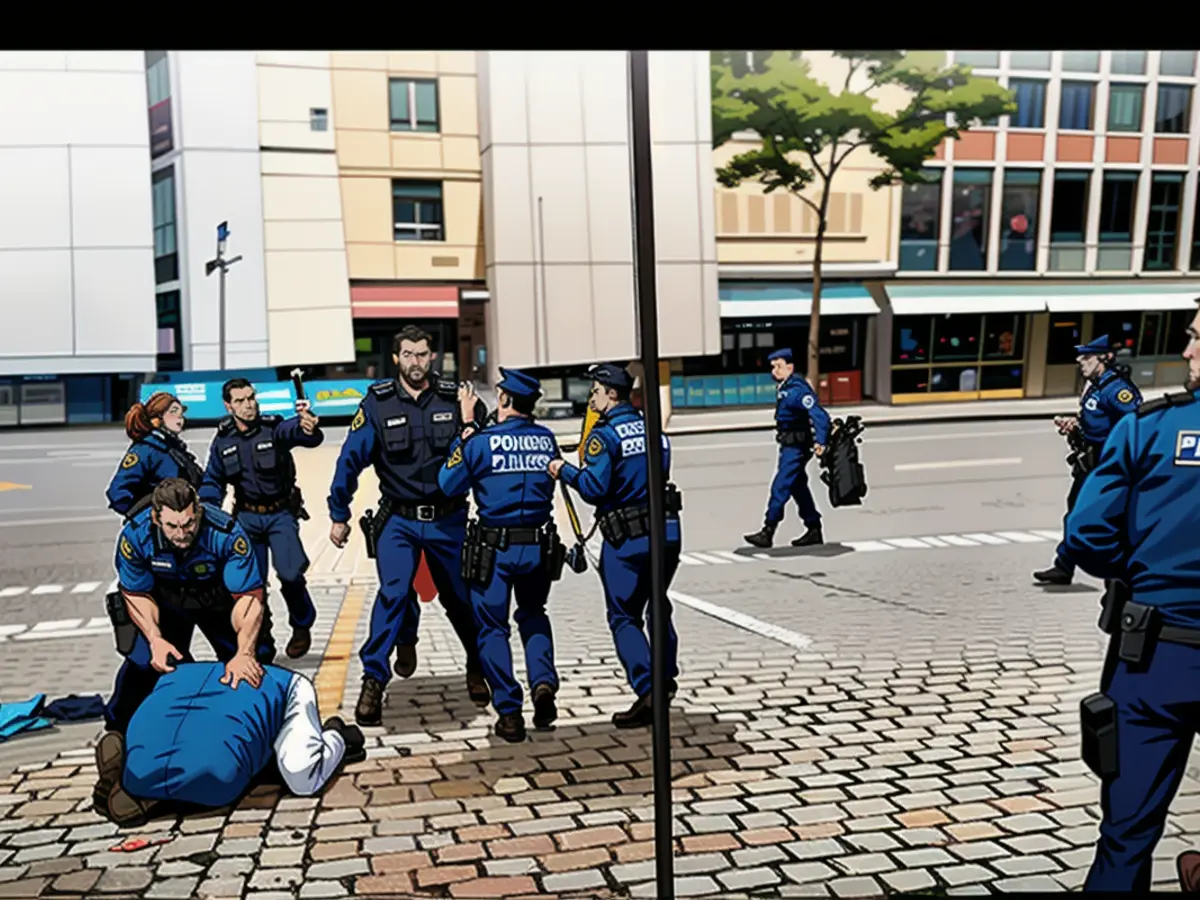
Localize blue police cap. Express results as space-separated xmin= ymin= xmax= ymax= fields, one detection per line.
xmin=767 ymin=348 xmax=793 ymax=363
xmin=496 ymin=367 xmax=542 ymax=399
xmin=587 ymin=362 xmax=634 ymax=392
xmin=1074 ymin=334 xmax=1114 ymax=356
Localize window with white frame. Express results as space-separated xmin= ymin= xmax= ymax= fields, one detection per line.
xmin=392 ymin=180 xmax=444 ymax=241
xmin=389 ymin=78 xmax=439 ymax=132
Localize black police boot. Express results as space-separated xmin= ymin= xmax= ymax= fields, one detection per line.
xmin=744 ymin=522 xmax=777 ymax=548
xmin=323 ymin=716 xmax=368 ymax=766
xmin=466 ymin=666 xmax=491 ymax=708
xmin=1033 ymin=565 xmax=1072 ymax=585
xmin=286 ymin=627 xmax=311 ymax=660
xmin=613 ymin=693 xmax=655 ymax=729
xmin=355 ymin=677 xmax=385 ymax=728
xmin=495 ymin=712 xmax=526 ymax=743
xmin=791 ymin=526 xmax=824 ymax=547
xmin=393 ymin=644 xmax=417 ymax=679
xmin=93 ymin=732 xmax=125 ymax=815
xmin=532 ymin=683 xmax=558 ymax=730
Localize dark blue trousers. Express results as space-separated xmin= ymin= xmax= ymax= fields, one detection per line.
xmin=238 ymin=510 xmax=316 ymax=630
xmin=1085 ymin=640 xmax=1200 ymax=891
xmin=598 ymin=525 xmax=681 ymax=698
xmin=360 ymin=510 xmax=481 ymax=686
xmin=470 ymin=544 xmax=557 ymax=716
xmin=103 ymin=599 xmax=276 ymax=733
xmin=766 ymin=444 xmax=821 ymax=527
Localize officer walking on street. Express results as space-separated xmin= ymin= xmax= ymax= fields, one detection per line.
xmin=1063 ymin=301 xmax=1200 ymax=892
xmin=328 ymin=324 xmax=491 ymax=726
xmin=1034 ymin=334 xmax=1141 ymax=586
xmin=100 ymin=479 xmax=275 ymax=747
xmin=549 ymin=363 xmax=683 ymax=728
xmin=200 ymin=379 xmax=324 ymax=659
xmin=745 ymin=348 xmax=831 ymax=549
xmin=439 ymin=368 xmax=563 ymax=743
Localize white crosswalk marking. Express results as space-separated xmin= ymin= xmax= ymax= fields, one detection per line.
xmin=0 ymin=625 xmax=27 ymax=638
xmin=1032 ymin=530 xmax=1062 ymax=541
xmin=936 ymin=535 xmax=981 ymax=546
xmin=72 ymin=582 xmax=102 ymax=593
xmin=918 ymin=536 xmax=951 ymax=547
xmin=844 ymin=541 xmax=896 ymax=552
xmin=31 ymin=619 xmax=82 ymax=631
xmin=689 ymin=553 xmax=732 ymax=565
xmin=677 ymin=554 xmax=704 ymax=565
xmin=0 ymin=587 xmax=28 ymax=597
xmin=885 ymin=538 xmax=930 ymax=549
xmin=713 ymin=551 xmax=752 ymax=563
xmin=994 ymin=531 xmax=1046 ymax=543
xmin=962 ymin=533 xmax=1010 ymax=545
xmin=30 ymin=585 xmax=63 ymax=595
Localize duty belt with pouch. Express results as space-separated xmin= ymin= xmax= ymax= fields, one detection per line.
xmin=776 ymin=429 xmax=812 ymax=450
xmin=461 ymin=520 xmax=560 ymax=586
xmin=105 ymin=591 xmax=138 ymax=657
xmin=1081 ymin=580 xmax=1128 ymax=781
xmin=597 ymin=483 xmax=684 ymax=549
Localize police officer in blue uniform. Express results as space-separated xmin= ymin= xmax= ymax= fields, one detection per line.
xmin=744 ymin=348 xmax=832 ymax=549
xmin=201 ymin=378 xmax=324 ymax=659
xmin=439 ymin=368 xmax=563 ymax=742
xmin=1034 ymin=334 xmax=1141 ymax=586
xmin=548 ymin=363 xmax=683 ymax=728
xmin=100 ymin=478 xmax=276 ymax=748
xmin=106 ymin=391 xmax=205 ymax=517
xmin=328 ymin=324 xmax=491 ymax=726
xmin=1062 ymin=303 xmax=1200 ymax=892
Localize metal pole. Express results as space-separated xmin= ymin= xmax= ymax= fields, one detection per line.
xmin=628 ymin=49 xmax=674 ymax=900
xmin=218 ymin=262 xmax=226 ymax=372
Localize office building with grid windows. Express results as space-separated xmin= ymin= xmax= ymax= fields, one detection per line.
xmin=887 ymin=49 xmax=1200 ymax=404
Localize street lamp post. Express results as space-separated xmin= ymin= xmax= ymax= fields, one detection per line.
xmin=205 ymin=221 xmax=242 ymax=372
xmin=627 ymin=49 xmax=675 ymax=900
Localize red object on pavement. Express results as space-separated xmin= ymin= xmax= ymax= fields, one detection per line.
xmin=415 ymin=553 xmax=437 ymax=603
xmin=110 ymin=835 xmax=174 ymax=853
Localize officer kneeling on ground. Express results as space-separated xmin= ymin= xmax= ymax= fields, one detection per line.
xmin=1035 ymin=334 xmax=1141 ymax=586
xmin=1063 ymin=301 xmax=1200 ymax=892
xmin=548 ymin=362 xmax=683 ymax=728
xmin=98 ymin=478 xmax=276 ymax=809
xmin=438 ymin=368 xmax=564 ymax=743
xmin=745 ymin=348 xmax=831 ymax=549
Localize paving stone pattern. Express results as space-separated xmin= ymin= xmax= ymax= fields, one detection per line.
xmin=3 ymin=546 xmax=1200 ymax=897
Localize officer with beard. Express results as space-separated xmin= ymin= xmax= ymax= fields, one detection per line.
xmin=328 ymin=324 xmax=491 ymax=726
xmin=1034 ymin=334 xmax=1141 ymax=586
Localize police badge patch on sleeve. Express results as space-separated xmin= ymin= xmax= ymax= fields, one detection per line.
xmin=350 ymin=407 xmax=365 ymax=431
xmin=232 ymin=536 xmax=250 ymax=556
xmin=802 ymin=395 xmax=815 ymax=409
xmin=121 ymin=452 xmax=138 ymax=469
xmin=586 ymin=436 xmax=604 ymax=458
xmin=1117 ymin=388 xmax=1134 ymax=404
xmin=447 ymin=446 xmax=463 ymax=468
xmin=119 ymin=536 xmax=134 ymax=560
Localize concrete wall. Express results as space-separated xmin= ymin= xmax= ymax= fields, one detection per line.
xmin=0 ymin=51 xmax=156 ymax=375
xmin=476 ymin=51 xmax=720 ymax=380
xmin=173 ymin=51 xmax=269 ymax=370
xmin=257 ymin=52 xmax=354 ymax=366
xmin=331 ymin=52 xmax=483 ymax=283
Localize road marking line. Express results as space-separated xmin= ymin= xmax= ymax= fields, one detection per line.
xmin=712 ymin=551 xmax=752 ymax=563
xmin=31 ymin=585 xmax=63 ymax=595
xmin=894 ymin=457 xmax=1023 ymax=471
xmin=688 ymin=553 xmax=732 ymax=565
xmin=0 ymin=515 xmax=113 ymax=528
xmin=843 ymin=540 xmax=896 ymax=552
xmin=677 ymin=554 xmax=704 ymax=565
xmin=993 ymin=531 xmax=1046 ymax=543
xmin=670 ymin=590 xmax=813 ymax=651
xmin=962 ymin=533 xmax=1010 ymax=545
xmin=885 ymin=538 xmax=931 ymax=549
xmin=86 ymin=617 xmax=110 ymax=629
xmin=15 ymin=627 xmax=108 ymax=641
xmin=72 ymin=582 xmax=103 ymax=593
xmin=937 ymin=535 xmax=981 ymax=546
xmin=30 ymin=619 xmax=82 ymax=632
xmin=315 ymin=584 xmax=369 ymax=719
xmin=1032 ymin=530 xmax=1062 ymax=541
xmin=917 ymin=536 xmax=951 ymax=547
xmin=752 ymin=553 xmax=771 ymax=560
xmin=0 ymin=587 xmax=28 ymax=597
xmin=672 ymin=427 xmax=1049 ymax=453
xmin=107 ymin=579 xmax=118 ymax=593
xmin=0 ymin=625 xmax=27 ymax=638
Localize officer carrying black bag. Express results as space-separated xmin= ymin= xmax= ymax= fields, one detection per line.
xmin=818 ymin=415 xmax=868 ymax=507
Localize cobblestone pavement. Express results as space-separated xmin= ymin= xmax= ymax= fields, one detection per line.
xmin=3 ymin=540 xmax=1200 ymax=898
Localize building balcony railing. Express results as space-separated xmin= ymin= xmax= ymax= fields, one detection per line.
xmin=1048 ymin=242 xmax=1087 ymax=272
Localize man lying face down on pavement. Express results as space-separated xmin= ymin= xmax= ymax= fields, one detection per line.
xmin=93 ymin=660 xmax=367 ymax=826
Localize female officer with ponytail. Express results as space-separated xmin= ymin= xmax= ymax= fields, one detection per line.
xmin=105 ymin=392 xmax=205 ymax=516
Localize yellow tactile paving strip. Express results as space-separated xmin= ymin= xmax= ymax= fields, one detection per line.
xmin=314 ymin=583 xmax=368 ymax=718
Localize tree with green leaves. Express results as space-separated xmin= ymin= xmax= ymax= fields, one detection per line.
xmin=711 ymin=50 xmax=1015 ymax=388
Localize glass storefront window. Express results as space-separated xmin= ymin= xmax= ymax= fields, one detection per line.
xmin=892 ymin=316 xmax=932 ymax=365
xmin=949 ymin=170 xmax=992 ymax=271
xmin=982 ymin=313 xmax=1024 ymax=359
xmin=1046 ymin=315 xmax=1084 ymax=364
xmin=1091 ymin=313 xmax=1139 ymax=354
xmin=979 ymin=365 xmax=1025 ymax=391
xmin=891 ymin=367 xmax=930 ymax=394
xmin=1165 ymin=310 xmax=1192 ymax=356
xmin=931 ymin=366 xmax=978 ymax=392
xmin=999 ymin=171 xmax=1041 ymax=271
xmin=899 ymin=174 xmax=943 ymax=271
xmin=931 ymin=314 xmax=982 ymax=362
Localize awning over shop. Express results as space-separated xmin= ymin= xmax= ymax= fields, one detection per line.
xmin=350 ymin=284 xmax=459 ymax=319
xmin=886 ymin=282 xmax=1200 ymax=315
xmin=718 ymin=281 xmax=881 ymax=318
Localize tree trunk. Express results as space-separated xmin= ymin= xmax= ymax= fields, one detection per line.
xmin=807 ymin=211 xmax=828 ymax=391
